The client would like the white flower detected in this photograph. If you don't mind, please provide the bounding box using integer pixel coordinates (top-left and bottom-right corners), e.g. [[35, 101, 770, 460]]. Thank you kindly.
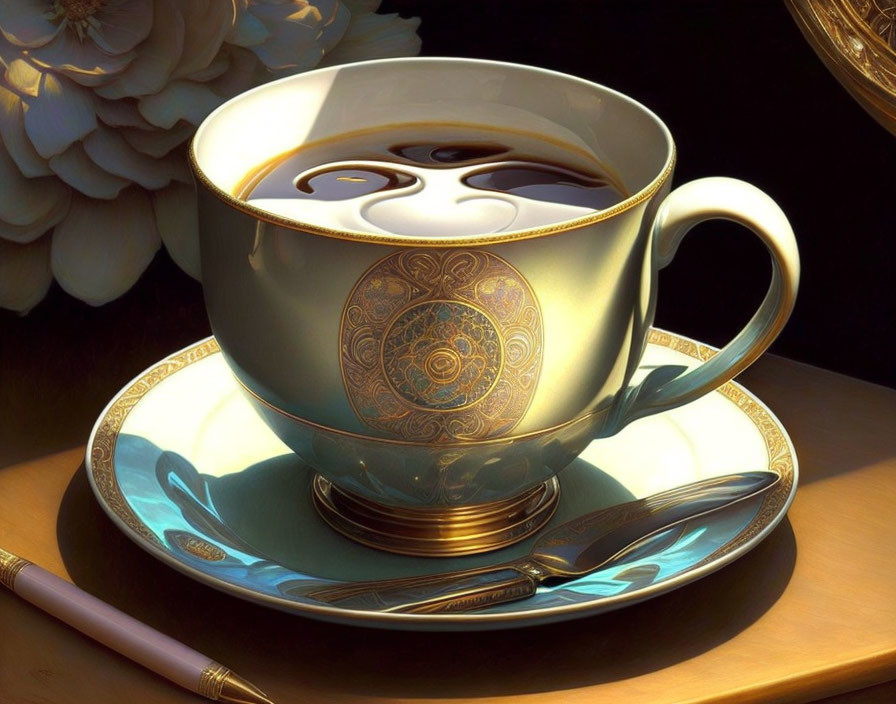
[[0, 0, 421, 312], [322, 3, 421, 65], [229, 0, 350, 72]]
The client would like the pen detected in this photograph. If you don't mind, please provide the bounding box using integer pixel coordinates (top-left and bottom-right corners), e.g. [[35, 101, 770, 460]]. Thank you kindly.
[[0, 546, 273, 704]]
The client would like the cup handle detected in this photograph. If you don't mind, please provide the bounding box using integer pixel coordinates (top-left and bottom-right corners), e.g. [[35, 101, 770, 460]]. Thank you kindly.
[[612, 177, 800, 428]]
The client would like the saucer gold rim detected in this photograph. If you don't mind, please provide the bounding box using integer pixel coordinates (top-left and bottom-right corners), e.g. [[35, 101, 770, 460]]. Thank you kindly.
[[85, 329, 797, 630]]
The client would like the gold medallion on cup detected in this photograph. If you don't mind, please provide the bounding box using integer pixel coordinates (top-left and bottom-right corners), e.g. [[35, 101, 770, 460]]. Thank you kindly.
[[324, 248, 551, 554], [340, 248, 543, 442]]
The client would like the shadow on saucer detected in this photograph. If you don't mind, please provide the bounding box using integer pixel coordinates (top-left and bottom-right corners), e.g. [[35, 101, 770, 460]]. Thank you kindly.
[[208, 452, 637, 581], [58, 460, 796, 699]]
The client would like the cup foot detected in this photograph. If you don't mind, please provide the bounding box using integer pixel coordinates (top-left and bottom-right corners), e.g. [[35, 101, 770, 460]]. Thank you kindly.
[[311, 475, 560, 557]]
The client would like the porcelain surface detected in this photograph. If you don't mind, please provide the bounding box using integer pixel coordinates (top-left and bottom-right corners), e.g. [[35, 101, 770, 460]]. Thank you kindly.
[[192, 58, 799, 510], [85, 330, 797, 631]]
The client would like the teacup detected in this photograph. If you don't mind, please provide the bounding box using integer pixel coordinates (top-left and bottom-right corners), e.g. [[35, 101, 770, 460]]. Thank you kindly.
[[190, 58, 799, 556]]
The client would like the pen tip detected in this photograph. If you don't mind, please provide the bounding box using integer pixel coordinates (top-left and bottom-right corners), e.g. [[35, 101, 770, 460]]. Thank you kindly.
[[217, 671, 275, 704]]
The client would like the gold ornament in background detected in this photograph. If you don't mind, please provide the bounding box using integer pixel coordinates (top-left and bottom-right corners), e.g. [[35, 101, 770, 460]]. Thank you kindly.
[[340, 249, 543, 443], [785, 0, 896, 135]]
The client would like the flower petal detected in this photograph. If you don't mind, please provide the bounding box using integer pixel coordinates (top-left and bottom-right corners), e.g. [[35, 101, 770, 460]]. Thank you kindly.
[[22, 72, 97, 158], [171, 0, 235, 79], [28, 31, 136, 87], [137, 79, 222, 128], [49, 142, 130, 199], [82, 125, 173, 189], [94, 0, 185, 100], [94, 98, 152, 128], [0, 211, 63, 243], [163, 150, 191, 184], [120, 120, 193, 157], [0, 1, 64, 48], [87, 0, 153, 55], [0, 234, 52, 313], [182, 50, 228, 83], [152, 181, 199, 279], [5, 58, 43, 97], [0, 192, 70, 244], [321, 11, 421, 66], [339, 0, 382, 12], [0, 83, 51, 176], [250, 17, 322, 71], [50, 188, 160, 306], [209, 46, 262, 101], [318, 0, 351, 53], [227, 8, 270, 47], [0, 139, 70, 231]]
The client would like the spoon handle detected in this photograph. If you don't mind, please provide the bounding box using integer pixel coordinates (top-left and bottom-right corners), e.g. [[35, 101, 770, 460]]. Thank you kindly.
[[305, 562, 542, 613], [306, 471, 780, 614]]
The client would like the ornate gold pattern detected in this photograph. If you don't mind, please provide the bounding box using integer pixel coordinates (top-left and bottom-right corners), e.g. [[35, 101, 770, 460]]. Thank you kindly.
[[645, 330, 795, 568], [169, 531, 227, 562], [88, 339, 221, 546], [340, 249, 543, 442], [197, 663, 230, 700], [86, 330, 796, 624], [812, 1, 896, 89], [0, 547, 31, 590], [405, 572, 538, 614], [787, 0, 896, 133], [858, 0, 896, 44]]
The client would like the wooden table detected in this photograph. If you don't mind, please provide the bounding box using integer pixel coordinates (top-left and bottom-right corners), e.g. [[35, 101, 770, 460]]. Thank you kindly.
[[2, 354, 895, 704]]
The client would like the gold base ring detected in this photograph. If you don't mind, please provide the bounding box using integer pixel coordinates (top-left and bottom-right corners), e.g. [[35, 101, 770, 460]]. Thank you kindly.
[[311, 475, 560, 557]]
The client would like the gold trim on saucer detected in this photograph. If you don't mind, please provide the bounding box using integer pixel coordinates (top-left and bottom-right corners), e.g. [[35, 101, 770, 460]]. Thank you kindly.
[[86, 330, 797, 627], [88, 339, 221, 546], [311, 475, 560, 557], [644, 330, 795, 566]]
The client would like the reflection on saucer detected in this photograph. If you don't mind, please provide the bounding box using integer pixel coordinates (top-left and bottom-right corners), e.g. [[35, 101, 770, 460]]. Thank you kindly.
[[87, 330, 797, 630]]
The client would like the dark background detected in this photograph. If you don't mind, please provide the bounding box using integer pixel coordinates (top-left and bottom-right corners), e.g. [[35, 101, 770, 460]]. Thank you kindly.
[[2, 0, 894, 464], [381, 0, 895, 387]]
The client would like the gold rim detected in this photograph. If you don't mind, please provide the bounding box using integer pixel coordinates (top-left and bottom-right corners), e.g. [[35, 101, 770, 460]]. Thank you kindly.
[[191, 57, 678, 246], [191, 145, 675, 247], [85, 330, 796, 626]]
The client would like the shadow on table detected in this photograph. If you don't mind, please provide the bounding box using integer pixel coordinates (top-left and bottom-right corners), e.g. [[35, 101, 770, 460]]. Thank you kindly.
[[58, 462, 796, 699]]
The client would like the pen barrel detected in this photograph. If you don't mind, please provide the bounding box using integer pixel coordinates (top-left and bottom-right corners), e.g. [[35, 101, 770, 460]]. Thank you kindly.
[[13, 564, 215, 694]]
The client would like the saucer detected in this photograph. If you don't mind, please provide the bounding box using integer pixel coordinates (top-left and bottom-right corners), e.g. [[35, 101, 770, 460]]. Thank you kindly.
[[85, 330, 797, 631]]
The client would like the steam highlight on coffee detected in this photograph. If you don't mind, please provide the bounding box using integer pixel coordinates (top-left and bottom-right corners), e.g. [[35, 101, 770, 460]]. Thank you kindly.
[[238, 125, 628, 237]]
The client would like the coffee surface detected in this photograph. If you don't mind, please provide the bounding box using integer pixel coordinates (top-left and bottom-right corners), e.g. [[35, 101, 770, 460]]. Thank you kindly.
[[238, 124, 627, 237]]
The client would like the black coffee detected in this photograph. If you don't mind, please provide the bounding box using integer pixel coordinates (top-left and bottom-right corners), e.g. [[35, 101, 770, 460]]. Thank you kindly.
[[238, 124, 628, 236]]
